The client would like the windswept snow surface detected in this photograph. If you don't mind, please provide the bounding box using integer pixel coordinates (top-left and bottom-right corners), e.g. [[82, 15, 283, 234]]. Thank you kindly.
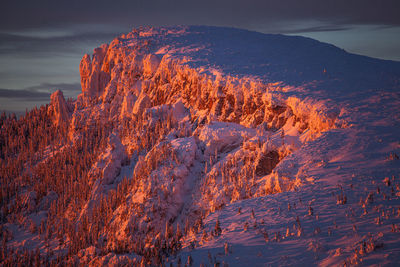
[[126, 26, 400, 93]]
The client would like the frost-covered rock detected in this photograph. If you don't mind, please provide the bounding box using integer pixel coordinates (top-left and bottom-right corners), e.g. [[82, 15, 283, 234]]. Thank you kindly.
[[89, 133, 127, 185], [170, 136, 197, 168], [195, 121, 256, 157], [255, 150, 280, 176], [79, 44, 110, 99], [48, 90, 71, 125], [143, 54, 161, 78], [101, 134, 126, 185], [120, 92, 137, 118], [132, 91, 151, 115], [79, 54, 91, 94]]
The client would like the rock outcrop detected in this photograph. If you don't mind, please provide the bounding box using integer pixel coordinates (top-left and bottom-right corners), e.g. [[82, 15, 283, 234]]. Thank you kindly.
[[79, 44, 110, 99], [73, 27, 345, 141], [48, 89, 71, 125]]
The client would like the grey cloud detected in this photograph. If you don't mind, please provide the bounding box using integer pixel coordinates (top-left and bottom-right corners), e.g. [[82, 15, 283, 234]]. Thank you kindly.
[[0, 31, 119, 55], [0, 82, 81, 100], [28, 83, 81, 98], [0, 88, 50, 100], [278, 25, 352, 34]]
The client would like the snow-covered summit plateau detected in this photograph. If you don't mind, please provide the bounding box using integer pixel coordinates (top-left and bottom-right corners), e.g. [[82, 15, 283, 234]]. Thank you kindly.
[[2, 25, 400, 266]]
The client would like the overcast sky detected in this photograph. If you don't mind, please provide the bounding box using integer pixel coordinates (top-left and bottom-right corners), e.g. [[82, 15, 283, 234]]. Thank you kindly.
[[1, 0, 400, 114]]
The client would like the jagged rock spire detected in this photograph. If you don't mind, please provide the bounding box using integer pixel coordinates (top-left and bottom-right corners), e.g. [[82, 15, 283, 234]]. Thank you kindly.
[[48, 89, 71, 125]]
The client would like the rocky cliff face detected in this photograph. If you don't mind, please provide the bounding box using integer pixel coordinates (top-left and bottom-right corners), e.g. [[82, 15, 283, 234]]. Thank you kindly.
[[59, 27, 352, 256], [74, 27, 342, 134], [47, 90, 72, 125], [79, 44, 110, 99]]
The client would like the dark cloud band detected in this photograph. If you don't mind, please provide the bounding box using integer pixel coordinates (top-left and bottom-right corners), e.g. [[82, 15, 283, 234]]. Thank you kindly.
[[0, 88, 50, 100], [0, 82, 80, 100], [1, 0, 399, 32], [0, 31, 119, 55]]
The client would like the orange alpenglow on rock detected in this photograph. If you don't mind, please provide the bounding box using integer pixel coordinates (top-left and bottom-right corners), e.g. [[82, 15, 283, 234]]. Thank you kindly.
[[48, 89, 71, 125], [79, 44, 110, 99]]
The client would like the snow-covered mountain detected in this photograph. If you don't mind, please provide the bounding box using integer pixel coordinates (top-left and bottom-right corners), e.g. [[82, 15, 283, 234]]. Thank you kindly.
[[1, 25, 400, 266]]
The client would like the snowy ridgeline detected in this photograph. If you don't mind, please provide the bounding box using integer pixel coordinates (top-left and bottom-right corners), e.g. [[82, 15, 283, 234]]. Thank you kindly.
[[3, 26, 400, 266]]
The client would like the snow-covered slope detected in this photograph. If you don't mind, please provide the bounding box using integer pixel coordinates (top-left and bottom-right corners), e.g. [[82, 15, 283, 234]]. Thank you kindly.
[[3, 25, 400, 266]]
